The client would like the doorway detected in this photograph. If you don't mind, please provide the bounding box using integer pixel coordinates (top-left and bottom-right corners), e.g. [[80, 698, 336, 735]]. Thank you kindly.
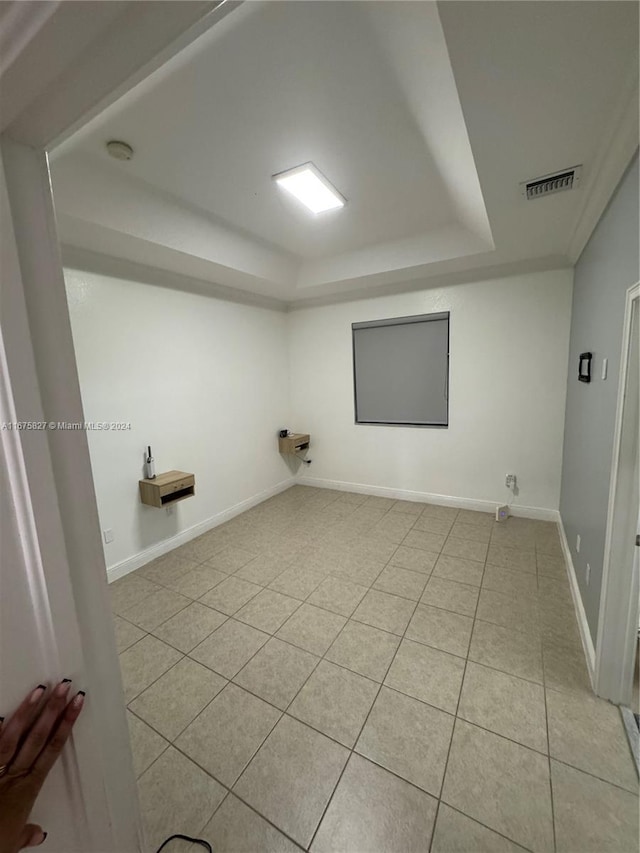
[[595, 283, 639, 765]]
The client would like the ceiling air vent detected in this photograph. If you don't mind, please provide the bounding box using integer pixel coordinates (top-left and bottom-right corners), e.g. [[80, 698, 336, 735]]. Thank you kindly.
[[521, 165, 582, 200]]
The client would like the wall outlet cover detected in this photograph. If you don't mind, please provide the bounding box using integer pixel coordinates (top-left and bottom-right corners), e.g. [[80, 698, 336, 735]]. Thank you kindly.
[[103, 529, 114, 544], [576, 534, 581, 553], [496, 505, 509, 522]]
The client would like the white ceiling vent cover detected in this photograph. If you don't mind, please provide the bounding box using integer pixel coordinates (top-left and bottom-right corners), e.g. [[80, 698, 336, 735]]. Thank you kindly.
[[521, 165, 582, 200]]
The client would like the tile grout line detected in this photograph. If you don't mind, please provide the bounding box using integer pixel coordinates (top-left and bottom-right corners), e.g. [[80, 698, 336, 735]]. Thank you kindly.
[[540, 537, 559, 853], [541, 750, 640, 796], [158, 591, 331, 800], [118, 493, 589, 851], [121, 540, 329, 706], [204, 645, 562, 767], [119, 512, 542, 682], [429, 512, 484, 853], [119, 640, 187, 705], [132, 674, 586, 853], [440, 803, 537, 853], [427, 514, 558, 852], [305, 505, 460, 852], [124, 505, 466, 793], [124, 493, 354, 851], [132, 706, 307, 852]]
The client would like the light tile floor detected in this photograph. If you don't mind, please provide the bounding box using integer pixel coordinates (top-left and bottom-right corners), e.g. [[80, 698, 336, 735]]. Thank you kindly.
[[111, 486, 639, 853]]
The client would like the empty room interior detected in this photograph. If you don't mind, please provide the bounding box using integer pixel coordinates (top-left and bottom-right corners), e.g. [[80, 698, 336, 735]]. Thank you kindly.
[[1, 1, 639, 852]]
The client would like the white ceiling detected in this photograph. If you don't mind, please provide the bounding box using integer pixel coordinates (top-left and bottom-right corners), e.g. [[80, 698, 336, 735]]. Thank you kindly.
[[49, 0, 639, 305]]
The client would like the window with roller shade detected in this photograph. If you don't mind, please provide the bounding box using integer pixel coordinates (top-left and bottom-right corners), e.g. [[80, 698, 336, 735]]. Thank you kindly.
[[352, 312, 450, 427]]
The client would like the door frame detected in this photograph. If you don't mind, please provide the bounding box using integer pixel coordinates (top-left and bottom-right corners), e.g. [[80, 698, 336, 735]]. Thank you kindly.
[[1, 136, 147, 853], [595, 281, 640, 704]]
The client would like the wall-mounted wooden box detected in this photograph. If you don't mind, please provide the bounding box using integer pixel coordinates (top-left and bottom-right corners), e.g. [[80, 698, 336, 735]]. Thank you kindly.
[[278, 433, 310, 454], [139, 470, 195, 508]]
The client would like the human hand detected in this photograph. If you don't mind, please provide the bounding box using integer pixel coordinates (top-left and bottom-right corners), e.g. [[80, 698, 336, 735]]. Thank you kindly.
[[0, 682, 85, 853]]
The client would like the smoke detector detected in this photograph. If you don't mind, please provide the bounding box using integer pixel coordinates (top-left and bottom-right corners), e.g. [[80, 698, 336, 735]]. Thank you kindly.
[[106, 140, 134, 161], [521, 165, 582, 200]]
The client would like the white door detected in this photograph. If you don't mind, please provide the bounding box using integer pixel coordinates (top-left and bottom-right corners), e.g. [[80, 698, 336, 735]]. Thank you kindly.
[[1, 138, 143, 852]]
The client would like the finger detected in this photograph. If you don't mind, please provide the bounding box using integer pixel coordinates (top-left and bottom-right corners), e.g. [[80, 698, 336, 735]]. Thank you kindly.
[[32, 692, 85, 785], [0, 685, 47, 766], [18, 824, 47, 848], [10, 681, 72, 773]]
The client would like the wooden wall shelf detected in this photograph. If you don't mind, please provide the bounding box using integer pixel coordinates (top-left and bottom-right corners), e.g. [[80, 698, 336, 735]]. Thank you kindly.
[[139, 470, 195, 508], [278, 433, 310, 454]]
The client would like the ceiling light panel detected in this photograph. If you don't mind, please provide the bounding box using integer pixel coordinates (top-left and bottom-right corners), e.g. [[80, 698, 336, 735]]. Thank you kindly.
[[273, 162, 345, 214]]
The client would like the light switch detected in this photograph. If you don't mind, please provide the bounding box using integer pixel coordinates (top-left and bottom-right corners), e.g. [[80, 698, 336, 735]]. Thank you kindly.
[[601, 357, 608, 380]]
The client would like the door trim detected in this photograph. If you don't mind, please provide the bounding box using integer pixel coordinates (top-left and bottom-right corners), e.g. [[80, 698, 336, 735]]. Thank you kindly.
[[595, 281, 640, 703]]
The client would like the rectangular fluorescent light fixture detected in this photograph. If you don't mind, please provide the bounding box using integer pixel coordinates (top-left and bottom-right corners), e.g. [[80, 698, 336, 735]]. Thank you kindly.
[[273, 162, 345, 214]]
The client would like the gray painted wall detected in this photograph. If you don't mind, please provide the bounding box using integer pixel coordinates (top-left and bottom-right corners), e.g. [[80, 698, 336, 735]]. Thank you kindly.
[[560, 152, 639, 642]]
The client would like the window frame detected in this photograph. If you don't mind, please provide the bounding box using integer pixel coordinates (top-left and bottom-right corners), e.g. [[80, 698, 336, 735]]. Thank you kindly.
[[352, 311, 450, 428]]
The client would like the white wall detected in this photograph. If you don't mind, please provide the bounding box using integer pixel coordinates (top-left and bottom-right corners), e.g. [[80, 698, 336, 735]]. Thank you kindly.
[[64, 268, 292, 573], [66, 266, 573, 579], [289, 269, 573, 515]]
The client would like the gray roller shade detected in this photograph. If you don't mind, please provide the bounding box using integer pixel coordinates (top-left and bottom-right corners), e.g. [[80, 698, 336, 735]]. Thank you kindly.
[[352, 312, 449, 426]]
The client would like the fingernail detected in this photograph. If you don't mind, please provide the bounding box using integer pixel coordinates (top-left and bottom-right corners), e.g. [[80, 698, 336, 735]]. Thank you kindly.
[[30, 685, 46, 704], [56, 680, 71, 696], [41, 832, 47, 844], [73, 691, 85, 707], [61, 678, 72, 683]]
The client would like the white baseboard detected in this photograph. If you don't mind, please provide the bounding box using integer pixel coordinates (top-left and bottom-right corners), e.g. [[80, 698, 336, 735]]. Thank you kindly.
[[557, 514, 596, 685], [107, 477, 295, 583], [296, 475, 559, 521]]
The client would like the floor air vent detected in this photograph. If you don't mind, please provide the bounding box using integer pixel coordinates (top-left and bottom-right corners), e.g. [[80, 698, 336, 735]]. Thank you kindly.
[[521, 165, 582, 200]]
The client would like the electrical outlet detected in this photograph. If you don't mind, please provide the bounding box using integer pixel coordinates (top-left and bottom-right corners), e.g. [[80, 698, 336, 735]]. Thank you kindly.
[[505, 474, 517, 488], [576, 534, 581, 553], [586, 563, 591, 585], [496, 504, 509, 522], [103, 529, 114, 544]]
